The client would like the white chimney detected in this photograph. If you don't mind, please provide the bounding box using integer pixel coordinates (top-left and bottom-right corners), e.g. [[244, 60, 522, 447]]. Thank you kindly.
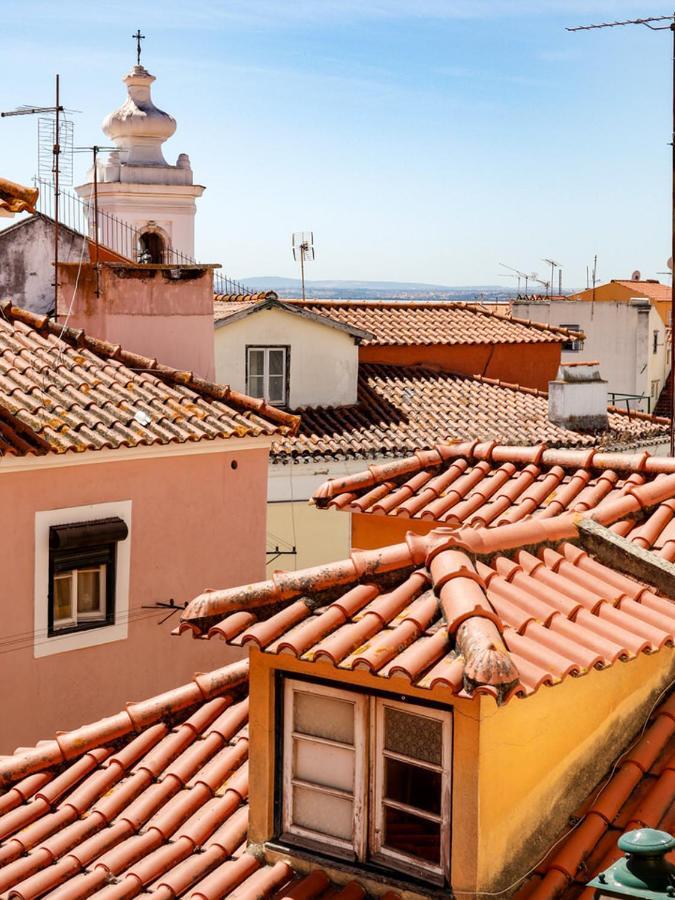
[[548, 361, 608, 431]]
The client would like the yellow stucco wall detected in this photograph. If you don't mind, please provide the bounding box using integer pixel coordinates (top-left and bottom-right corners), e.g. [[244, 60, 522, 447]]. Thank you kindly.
[[266, 500, 351, 577], [473, 648, 675, 891]]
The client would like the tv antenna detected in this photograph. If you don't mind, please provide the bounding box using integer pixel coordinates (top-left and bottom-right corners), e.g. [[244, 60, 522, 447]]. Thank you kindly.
[[498, 262, 536, 296], [292, 231, 315, 301], [1, 75, 67, 316], [542, 258, 561, 297], [73, 145, 121, 297], [567, 12, 675, 453]]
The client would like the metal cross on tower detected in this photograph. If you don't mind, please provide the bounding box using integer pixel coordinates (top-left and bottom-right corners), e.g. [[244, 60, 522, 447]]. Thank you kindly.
[[132, 29, 145, 66]]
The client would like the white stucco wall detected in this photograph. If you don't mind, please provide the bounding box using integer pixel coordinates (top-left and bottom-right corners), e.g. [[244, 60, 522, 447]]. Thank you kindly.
[[0, 216, 88, 315], [74, 182, 203, 259], [215, 306, 360, 408], [513, 299, 670, 413]]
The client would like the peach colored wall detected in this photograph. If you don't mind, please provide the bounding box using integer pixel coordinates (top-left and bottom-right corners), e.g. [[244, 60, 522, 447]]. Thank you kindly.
[[359, 342, 561, 392], [58, 263, 216, 381], [0, 446, 267, 751]]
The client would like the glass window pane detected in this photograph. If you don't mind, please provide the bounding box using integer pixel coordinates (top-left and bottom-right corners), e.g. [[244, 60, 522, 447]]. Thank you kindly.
[[384, 706, 442, 765], [248, 349, 264, 377], [295, 738, 354, 792], [293, 785, 353, 841], [247, 374, 265, 399], [385, 757, 441, 815], [269, 350, 285, 376], [53, 574, 72, 624], [294, 691, 354, 744], [267, 375, 285, 404], [384, 805, 441, 864], [77, 567, 103, 615]]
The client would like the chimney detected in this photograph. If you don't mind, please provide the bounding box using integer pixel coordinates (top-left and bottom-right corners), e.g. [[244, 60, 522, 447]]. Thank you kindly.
[[56, 262, 216, 380], [548, 361, 608, 431]]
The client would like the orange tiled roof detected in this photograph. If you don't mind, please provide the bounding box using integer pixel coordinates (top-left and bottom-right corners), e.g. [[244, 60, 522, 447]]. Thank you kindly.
[[179, 471, 675, 703], [0, 302, 299, 456], [271, 365, 669, 462], [213, 297, 582, 346], [0, 177, 38, 216], [0, 661, 400, 900], [518, 691, 675, 900], [312, 443, 675, 525], [611, 280, 672, 303]]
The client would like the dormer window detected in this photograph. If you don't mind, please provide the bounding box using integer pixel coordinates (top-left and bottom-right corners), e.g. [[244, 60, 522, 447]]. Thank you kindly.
[[247, 346, 289, 406], [281, 679, 451, 884]]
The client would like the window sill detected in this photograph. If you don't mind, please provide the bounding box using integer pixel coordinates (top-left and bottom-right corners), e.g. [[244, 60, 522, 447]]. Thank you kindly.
[[264, 840, 450, 898]]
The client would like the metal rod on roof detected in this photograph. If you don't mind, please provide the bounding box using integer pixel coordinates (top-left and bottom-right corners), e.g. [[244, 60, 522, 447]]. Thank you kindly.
[[567, 11, 675, 453], [54, 74, 60, 318]]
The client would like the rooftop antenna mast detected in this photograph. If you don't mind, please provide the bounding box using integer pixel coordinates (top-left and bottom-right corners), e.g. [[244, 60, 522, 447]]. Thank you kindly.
[[542, 258, 561, 298], [498, 262, 534, 296], [292, 231, 315, 301], [73, 144, 120, 297], [567, 12, 675, 454], [1, 75, 68, 316]]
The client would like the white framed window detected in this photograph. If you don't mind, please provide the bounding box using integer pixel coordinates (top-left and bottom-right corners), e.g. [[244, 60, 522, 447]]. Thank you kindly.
[[246, 346, 289, 406], [281, 679, 452, 883], [34, 501, 132, 658]]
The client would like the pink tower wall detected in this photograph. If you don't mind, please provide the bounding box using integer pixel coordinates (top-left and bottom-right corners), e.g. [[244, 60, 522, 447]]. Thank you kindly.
[[57, 263, 216, 381], [0, 445, 268, 751]]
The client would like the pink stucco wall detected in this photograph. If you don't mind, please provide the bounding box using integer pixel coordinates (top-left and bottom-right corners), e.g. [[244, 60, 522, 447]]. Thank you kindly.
[[0, 445, 268, 751], [58, 263, 216, 381]]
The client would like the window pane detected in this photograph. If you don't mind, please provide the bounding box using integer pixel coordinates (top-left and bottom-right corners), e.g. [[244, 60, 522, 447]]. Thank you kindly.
[[247, 374, 265, 399], [384, 805, 441, 864], [267, 375, 285, 404], [293, 785, 353, 841], [294, 691, 354, 744], [53, 574, 72, 624], [384, 706, 442, 765], [248, 350, 264, 377], [385, 757, 441, 815], [268, 349, 285, 376], [77, 567, 103, 615], [295, 738, 354, 792]]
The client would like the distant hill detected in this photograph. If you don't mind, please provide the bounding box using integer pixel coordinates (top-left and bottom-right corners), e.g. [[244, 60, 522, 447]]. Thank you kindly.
[[242, 276, 516, 301]]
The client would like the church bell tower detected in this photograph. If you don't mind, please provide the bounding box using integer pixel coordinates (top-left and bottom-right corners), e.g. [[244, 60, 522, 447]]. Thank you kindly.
[[75, 34, 204, 260]]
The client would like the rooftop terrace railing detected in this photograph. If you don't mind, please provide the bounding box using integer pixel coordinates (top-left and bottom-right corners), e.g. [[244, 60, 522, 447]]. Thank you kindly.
[[34, 178, 252, 296]]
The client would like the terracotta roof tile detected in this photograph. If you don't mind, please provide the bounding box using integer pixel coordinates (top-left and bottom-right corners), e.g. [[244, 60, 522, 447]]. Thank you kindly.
[[273, 366, 668, 463], [214, 297, 582, 346], [312, 443, 675, 526], [0, 303, 299, 457], [0, 663, 401, 900], [179, 473, 675, 702], [611, 280, 672, 303]]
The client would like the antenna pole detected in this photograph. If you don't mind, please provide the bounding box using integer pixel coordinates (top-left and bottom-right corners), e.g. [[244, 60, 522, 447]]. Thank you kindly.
[[93, 145, 101, 297], [300, 245, 306, 301], [558, 268, 562, 295], [54, 73, 60, 318], [671, 13, 675, 453]]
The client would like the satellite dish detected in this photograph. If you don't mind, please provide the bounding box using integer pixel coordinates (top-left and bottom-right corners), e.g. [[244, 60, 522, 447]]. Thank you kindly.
[[668, 258, 673, 271], [631, 270, 641, 281]]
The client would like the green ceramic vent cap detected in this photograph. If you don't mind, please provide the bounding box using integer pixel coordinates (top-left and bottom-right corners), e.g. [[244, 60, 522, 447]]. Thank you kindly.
[[587, 829, 675, 899], [618, 830, 675, 856]]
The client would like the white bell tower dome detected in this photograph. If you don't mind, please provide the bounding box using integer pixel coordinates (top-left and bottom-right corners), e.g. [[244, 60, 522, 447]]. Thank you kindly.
[[75, 49, 204, 260]]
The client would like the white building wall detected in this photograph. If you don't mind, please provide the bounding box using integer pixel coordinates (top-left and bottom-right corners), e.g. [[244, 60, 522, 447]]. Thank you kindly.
[[513, 299, 669, 413], [214, 307, 360, 408]]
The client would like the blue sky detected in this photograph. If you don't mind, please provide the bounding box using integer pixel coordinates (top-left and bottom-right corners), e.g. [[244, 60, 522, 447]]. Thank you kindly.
[[1, 0, 673, 288]]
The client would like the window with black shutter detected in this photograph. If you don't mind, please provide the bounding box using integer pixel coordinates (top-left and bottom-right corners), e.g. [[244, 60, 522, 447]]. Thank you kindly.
[[48, 517, 128, 636]]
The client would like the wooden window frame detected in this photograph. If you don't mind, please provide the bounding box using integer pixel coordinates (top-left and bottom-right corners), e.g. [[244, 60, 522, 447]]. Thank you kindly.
[[370, 696, 452, 883], [245, 345, 290, 407], [282, 679, 368, 859], [280, 678, 452, 884]]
